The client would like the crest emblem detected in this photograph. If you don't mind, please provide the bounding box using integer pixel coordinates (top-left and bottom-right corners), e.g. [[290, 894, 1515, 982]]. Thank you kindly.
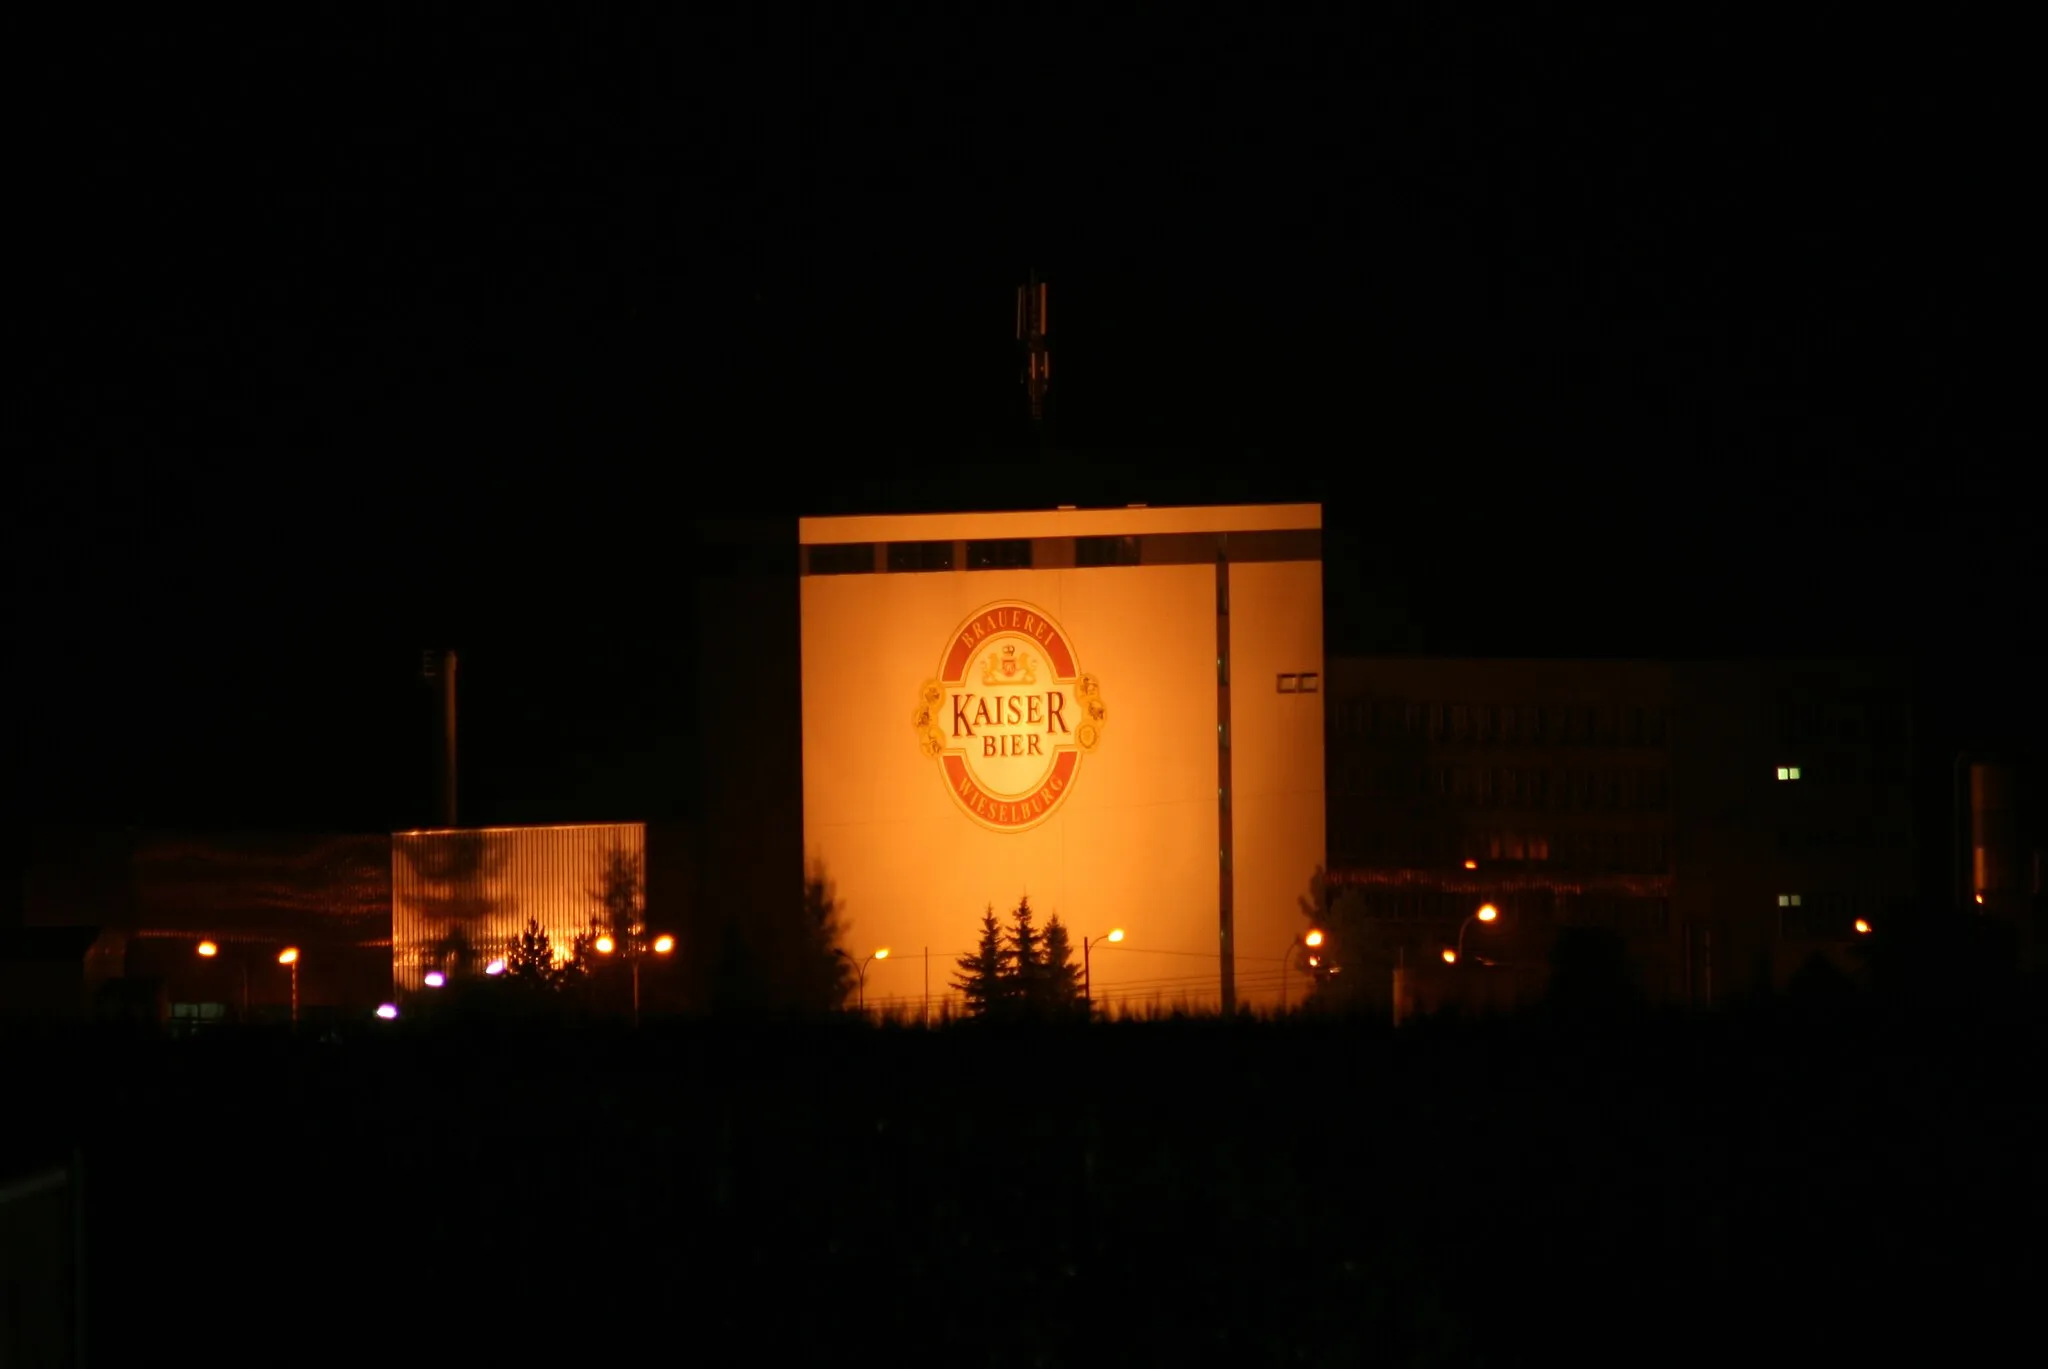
[[912, 601, 1107, 832]]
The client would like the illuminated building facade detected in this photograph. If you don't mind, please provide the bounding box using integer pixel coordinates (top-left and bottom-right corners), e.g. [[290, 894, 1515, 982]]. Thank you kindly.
[[799, 504, 1324, 1016], [1321, 656, 1916, 1010], [1673, 659, 1916, 998], [391, 822, 648, 1002], [20, 828, 392, 1026]]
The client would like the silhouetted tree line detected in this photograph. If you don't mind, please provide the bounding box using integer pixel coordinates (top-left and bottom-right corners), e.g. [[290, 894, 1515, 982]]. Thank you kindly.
[[950, 895, 1085, 1020], [422, 852, 856, 1024]]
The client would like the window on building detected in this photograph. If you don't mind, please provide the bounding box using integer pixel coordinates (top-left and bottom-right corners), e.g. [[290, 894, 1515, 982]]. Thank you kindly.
[[967, 538, 1033, 569], [1776, 766, 1802, 781], [1474, 706, 1495, 744], [1452, 705, 1471, 741], [1075, 535, 1141, 567], [1277, 673, 1299, 692], [1299, 672, 1319, 693], [169, 1002, 227, 1037], [1527, 835, 1550, 861], [1778, 893, 1803, 907], [887, 540, 954, 572], [808, 542, 876, 575]]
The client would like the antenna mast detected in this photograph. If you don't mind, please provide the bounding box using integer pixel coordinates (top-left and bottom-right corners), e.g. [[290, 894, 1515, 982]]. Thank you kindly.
[[1017, 271, 1049, 422]]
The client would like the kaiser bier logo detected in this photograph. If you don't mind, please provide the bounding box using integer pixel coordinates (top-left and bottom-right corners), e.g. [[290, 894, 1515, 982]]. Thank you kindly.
[[913, 601, 1106, 832]]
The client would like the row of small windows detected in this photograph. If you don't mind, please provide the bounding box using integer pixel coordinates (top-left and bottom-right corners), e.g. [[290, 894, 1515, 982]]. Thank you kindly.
[[1277, 673, 1321, 693], [1775, 825, 1905, 856], [1076, 535, 1141, 567], [1559, 896, 1672, 936], [1775, 695, 1908, 749], [1330, 700, 1670, 748], [889, 541, 954, 572], [1334, 765, 1670, 812], [1333, 827, 1668, 873], [809, 539, 1036, 575], [1342, 890, 1668, 935], [1778, 891, 1885, 939]]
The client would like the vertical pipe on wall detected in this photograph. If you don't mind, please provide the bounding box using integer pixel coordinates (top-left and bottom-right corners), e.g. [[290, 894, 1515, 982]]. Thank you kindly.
[[441, 650, 458, 829], [1216, 545, 1236, 1016]]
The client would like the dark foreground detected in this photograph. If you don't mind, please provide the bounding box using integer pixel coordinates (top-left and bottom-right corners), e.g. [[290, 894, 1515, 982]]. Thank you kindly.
[[9, 996, 2044, 1367]]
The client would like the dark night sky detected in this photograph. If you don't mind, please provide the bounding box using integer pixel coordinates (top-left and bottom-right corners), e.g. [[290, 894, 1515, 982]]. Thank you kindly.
[[18, 11, 2037, 840]]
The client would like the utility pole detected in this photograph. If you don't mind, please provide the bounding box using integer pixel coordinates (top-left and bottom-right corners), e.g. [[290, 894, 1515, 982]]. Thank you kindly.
[[1017, 271, 1050, 423]]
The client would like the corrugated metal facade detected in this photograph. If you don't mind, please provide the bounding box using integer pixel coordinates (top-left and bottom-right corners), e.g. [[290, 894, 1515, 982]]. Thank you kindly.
[[392, 823, 646, 998], [128, 831, 393, 946]]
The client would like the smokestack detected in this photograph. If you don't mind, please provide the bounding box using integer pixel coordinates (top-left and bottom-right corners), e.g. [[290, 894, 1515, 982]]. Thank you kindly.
[[421, 649, 457, 828]]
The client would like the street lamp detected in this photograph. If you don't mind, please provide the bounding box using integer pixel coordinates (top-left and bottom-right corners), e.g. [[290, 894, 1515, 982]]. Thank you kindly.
[[597, 933, 674, 1024], [1279, 928, 1326, 1014], [1854, 918, 1872, 935], [837, 947, 889, 1013], [423, 971, 447, 988], [1443, 904, 1499, 965], [196, 939, 254, 1018], [484, 958, 507, 976], [1082, 929, 1125, 1016], [277, 947, 301, 1024]]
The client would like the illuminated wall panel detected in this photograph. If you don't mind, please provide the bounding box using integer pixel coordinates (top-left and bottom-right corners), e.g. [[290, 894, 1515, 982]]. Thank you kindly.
[[800, 506, 1323, 1017], [391, 823, 646, 999], [123, 831, 393, 947], [1222, 559, 1328, 1009]]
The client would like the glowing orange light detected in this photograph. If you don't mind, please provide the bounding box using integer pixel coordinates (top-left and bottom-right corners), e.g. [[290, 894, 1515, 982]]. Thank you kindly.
[[1107, 929, 1125, 943], [652, 935, 675, 954], [1304, 930, 1324, 948], [277, 947, 300, 966], [1442, 949, 1458, 964], [1975, 893, 1985, 905], [1854, 919, 1872, 935], [1307, 955, 1320, 968], [1477, 904, 1499, 923], [196, 940, 219, 958], [594, 936, 616, 955], [873, 948, 890, 961], [1463, 859, 1478, 870]]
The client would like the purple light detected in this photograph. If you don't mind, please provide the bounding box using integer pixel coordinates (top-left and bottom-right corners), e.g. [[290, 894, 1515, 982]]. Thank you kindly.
[[484, 959, 507, 976], [375, 1003, 399, 1020], [423, 971, 447, 988]]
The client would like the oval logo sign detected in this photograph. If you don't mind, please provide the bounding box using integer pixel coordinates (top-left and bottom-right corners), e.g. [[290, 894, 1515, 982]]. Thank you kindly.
[[913, 601, 1107, 832]]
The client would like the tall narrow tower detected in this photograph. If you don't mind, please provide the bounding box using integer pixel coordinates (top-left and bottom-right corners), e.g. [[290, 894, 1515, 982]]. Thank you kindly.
[[1017, 271, 1049, 422], [420, 648, 457, 828]]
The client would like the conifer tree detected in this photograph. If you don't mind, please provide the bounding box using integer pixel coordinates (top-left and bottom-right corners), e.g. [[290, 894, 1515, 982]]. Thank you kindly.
[[952, 906, 1008, 1016], [589, 848, 646, 951], [1005, 895, 1044, 1013], [505, 918, 560, 990], [1040, 913, 1083, 1017]]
